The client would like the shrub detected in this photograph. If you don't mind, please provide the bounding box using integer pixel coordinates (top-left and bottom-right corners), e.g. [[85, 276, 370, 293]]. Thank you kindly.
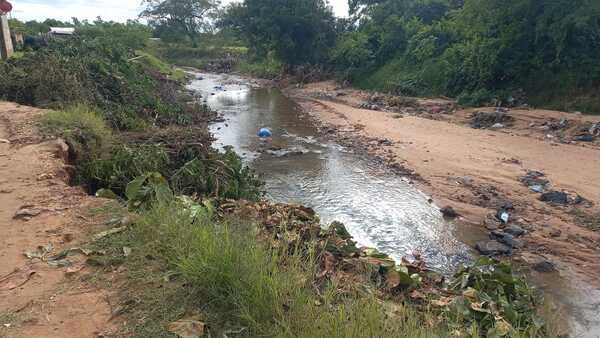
[[40, 104, 113, 166]]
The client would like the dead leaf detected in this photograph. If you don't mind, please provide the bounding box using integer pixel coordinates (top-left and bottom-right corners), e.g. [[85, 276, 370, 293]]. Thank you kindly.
[[167, 315, 205, 338], [93, 226, 126, 241], [430, 296, 453, 307]]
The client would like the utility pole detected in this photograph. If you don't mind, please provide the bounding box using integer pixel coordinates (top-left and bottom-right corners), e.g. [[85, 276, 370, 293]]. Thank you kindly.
[[0, 0, 13, 60], [0, 14, 13, 59]]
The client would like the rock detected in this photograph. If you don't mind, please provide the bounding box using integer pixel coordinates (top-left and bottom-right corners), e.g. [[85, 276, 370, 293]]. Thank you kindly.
[[540, 191, 569, 205], [532, 259, 557, 273], [14, 206, 42, 219], [475, 240, 511, 255], [504, 225, 526, 237], [440, 206, 459, 218], [490, 231, 523, 248]]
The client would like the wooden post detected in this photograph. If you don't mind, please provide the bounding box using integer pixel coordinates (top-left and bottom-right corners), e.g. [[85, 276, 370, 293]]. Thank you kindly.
[[0, 14, 13, 60]]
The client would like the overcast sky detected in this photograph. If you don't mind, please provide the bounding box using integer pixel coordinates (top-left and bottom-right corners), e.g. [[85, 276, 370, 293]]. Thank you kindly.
[[8, 0, 349, 23]]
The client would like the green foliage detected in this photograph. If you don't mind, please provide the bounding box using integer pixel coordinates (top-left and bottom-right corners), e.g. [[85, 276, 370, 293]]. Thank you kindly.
[[40, 105, 113, 175], [235, 54, 283, 79], [332, 0, 600, 113], [447, 258, 549, 337], [141, 0, 220, 45], [0, 20, 192, 129], [222, 0, 336, 66]]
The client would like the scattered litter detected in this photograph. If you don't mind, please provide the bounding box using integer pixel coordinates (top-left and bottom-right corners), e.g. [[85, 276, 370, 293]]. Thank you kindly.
[[257, 127, 272, 138], [491, 123, 505, 129], [470, 111, 514, 129], [123, 247, 132, 257], [0, 138, 10, 144], [496, 209, 510, 224], [574, 134, 595, 142], [540, 191, 569, 205], [519, 170, 549, 192], [167, 315, 205, 338]]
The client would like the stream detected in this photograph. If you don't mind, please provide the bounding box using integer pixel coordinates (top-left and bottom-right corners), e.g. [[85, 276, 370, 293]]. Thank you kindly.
[[187, 71, 600, 338]]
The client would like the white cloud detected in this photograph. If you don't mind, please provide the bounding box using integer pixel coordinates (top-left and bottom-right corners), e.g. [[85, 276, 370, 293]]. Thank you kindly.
[[9, 0, 349, 23]]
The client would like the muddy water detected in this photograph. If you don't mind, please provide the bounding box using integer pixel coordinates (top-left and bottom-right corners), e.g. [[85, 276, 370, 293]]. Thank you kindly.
[[186, 71, 599, 337], [187, 72, 477, 273]]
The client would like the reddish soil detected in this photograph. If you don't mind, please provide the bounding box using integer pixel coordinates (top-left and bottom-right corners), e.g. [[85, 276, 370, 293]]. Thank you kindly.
[[0, 102, 113, 338], [288, 81, 600, 286]]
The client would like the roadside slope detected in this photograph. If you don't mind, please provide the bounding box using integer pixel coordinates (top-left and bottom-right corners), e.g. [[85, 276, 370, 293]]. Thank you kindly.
[[0, 102, 112, 338]]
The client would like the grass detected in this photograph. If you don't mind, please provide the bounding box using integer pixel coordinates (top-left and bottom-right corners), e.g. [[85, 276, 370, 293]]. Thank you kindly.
[[134, 51, 187, 82], [40, 104, 114, 158], [89, 199, 445, 337], [235, 57, 284, 79]]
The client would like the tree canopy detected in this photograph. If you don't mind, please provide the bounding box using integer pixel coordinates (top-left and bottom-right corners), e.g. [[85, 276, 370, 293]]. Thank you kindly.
[[141, 0, 220, 44], [221, 0, 336, 66]]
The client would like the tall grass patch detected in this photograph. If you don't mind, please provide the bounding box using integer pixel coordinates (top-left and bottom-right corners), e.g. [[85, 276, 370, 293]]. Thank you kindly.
[[94, 198, 444, 337]]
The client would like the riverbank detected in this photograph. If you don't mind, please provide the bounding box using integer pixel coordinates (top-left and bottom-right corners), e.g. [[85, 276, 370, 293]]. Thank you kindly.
[[287, 81, 600, 287]]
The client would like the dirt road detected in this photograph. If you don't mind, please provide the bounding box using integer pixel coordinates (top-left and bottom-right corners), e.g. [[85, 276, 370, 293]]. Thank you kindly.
[[289, 83, 600, 285], [0, 102, 111, 337]]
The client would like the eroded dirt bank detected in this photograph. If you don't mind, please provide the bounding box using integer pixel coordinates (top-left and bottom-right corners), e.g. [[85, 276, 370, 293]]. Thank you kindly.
[[0, 102, 113, 337], [287, 82, 600, 286]]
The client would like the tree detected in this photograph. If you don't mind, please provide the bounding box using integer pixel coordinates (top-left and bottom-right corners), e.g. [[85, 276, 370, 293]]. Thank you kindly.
[[221, 0, 336, 66], [140, 0, 220, 45]]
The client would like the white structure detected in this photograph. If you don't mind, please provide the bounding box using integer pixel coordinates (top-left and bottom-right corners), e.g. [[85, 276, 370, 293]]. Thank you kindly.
[[49, 27, 75, 36]]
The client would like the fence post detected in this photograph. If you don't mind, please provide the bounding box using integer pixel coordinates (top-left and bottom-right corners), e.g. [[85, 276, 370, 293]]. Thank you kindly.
[[0, 14, 14, 60]]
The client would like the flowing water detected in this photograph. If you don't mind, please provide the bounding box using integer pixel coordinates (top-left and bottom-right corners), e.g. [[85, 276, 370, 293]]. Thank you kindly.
[[187, 71, 600, 337]]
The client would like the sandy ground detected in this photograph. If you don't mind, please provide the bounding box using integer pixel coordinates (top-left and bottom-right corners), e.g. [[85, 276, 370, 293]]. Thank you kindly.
[[0, 102, 113, 338], [288, 82, 600, 285]]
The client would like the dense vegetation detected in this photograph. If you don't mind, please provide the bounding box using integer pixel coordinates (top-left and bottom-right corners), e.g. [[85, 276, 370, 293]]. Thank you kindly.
[[213, 0, 600, 112]]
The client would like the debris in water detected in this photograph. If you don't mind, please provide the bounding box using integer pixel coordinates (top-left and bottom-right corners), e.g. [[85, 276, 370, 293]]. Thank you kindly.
[[440, 206, 459, 218], [258, 127, 273, 138]]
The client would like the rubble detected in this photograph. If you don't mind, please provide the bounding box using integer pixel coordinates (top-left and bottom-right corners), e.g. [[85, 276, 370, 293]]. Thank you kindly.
[[475, 240, 512, 255]]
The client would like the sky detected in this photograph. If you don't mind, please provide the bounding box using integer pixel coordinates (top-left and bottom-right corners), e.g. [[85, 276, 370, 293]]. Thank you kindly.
[[8, 0, 349, 23]]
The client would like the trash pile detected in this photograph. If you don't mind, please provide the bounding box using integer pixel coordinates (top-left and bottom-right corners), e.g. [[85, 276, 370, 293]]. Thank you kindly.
[[519, 170, 589, 205], [470, 110, 514, 129], [530, 118, 599, 143]]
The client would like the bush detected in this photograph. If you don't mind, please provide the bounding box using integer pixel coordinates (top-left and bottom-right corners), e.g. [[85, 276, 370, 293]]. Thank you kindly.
[[0, 22, 196, 130], [457, 89, 495, 107], [40, 104, 113, 167]]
